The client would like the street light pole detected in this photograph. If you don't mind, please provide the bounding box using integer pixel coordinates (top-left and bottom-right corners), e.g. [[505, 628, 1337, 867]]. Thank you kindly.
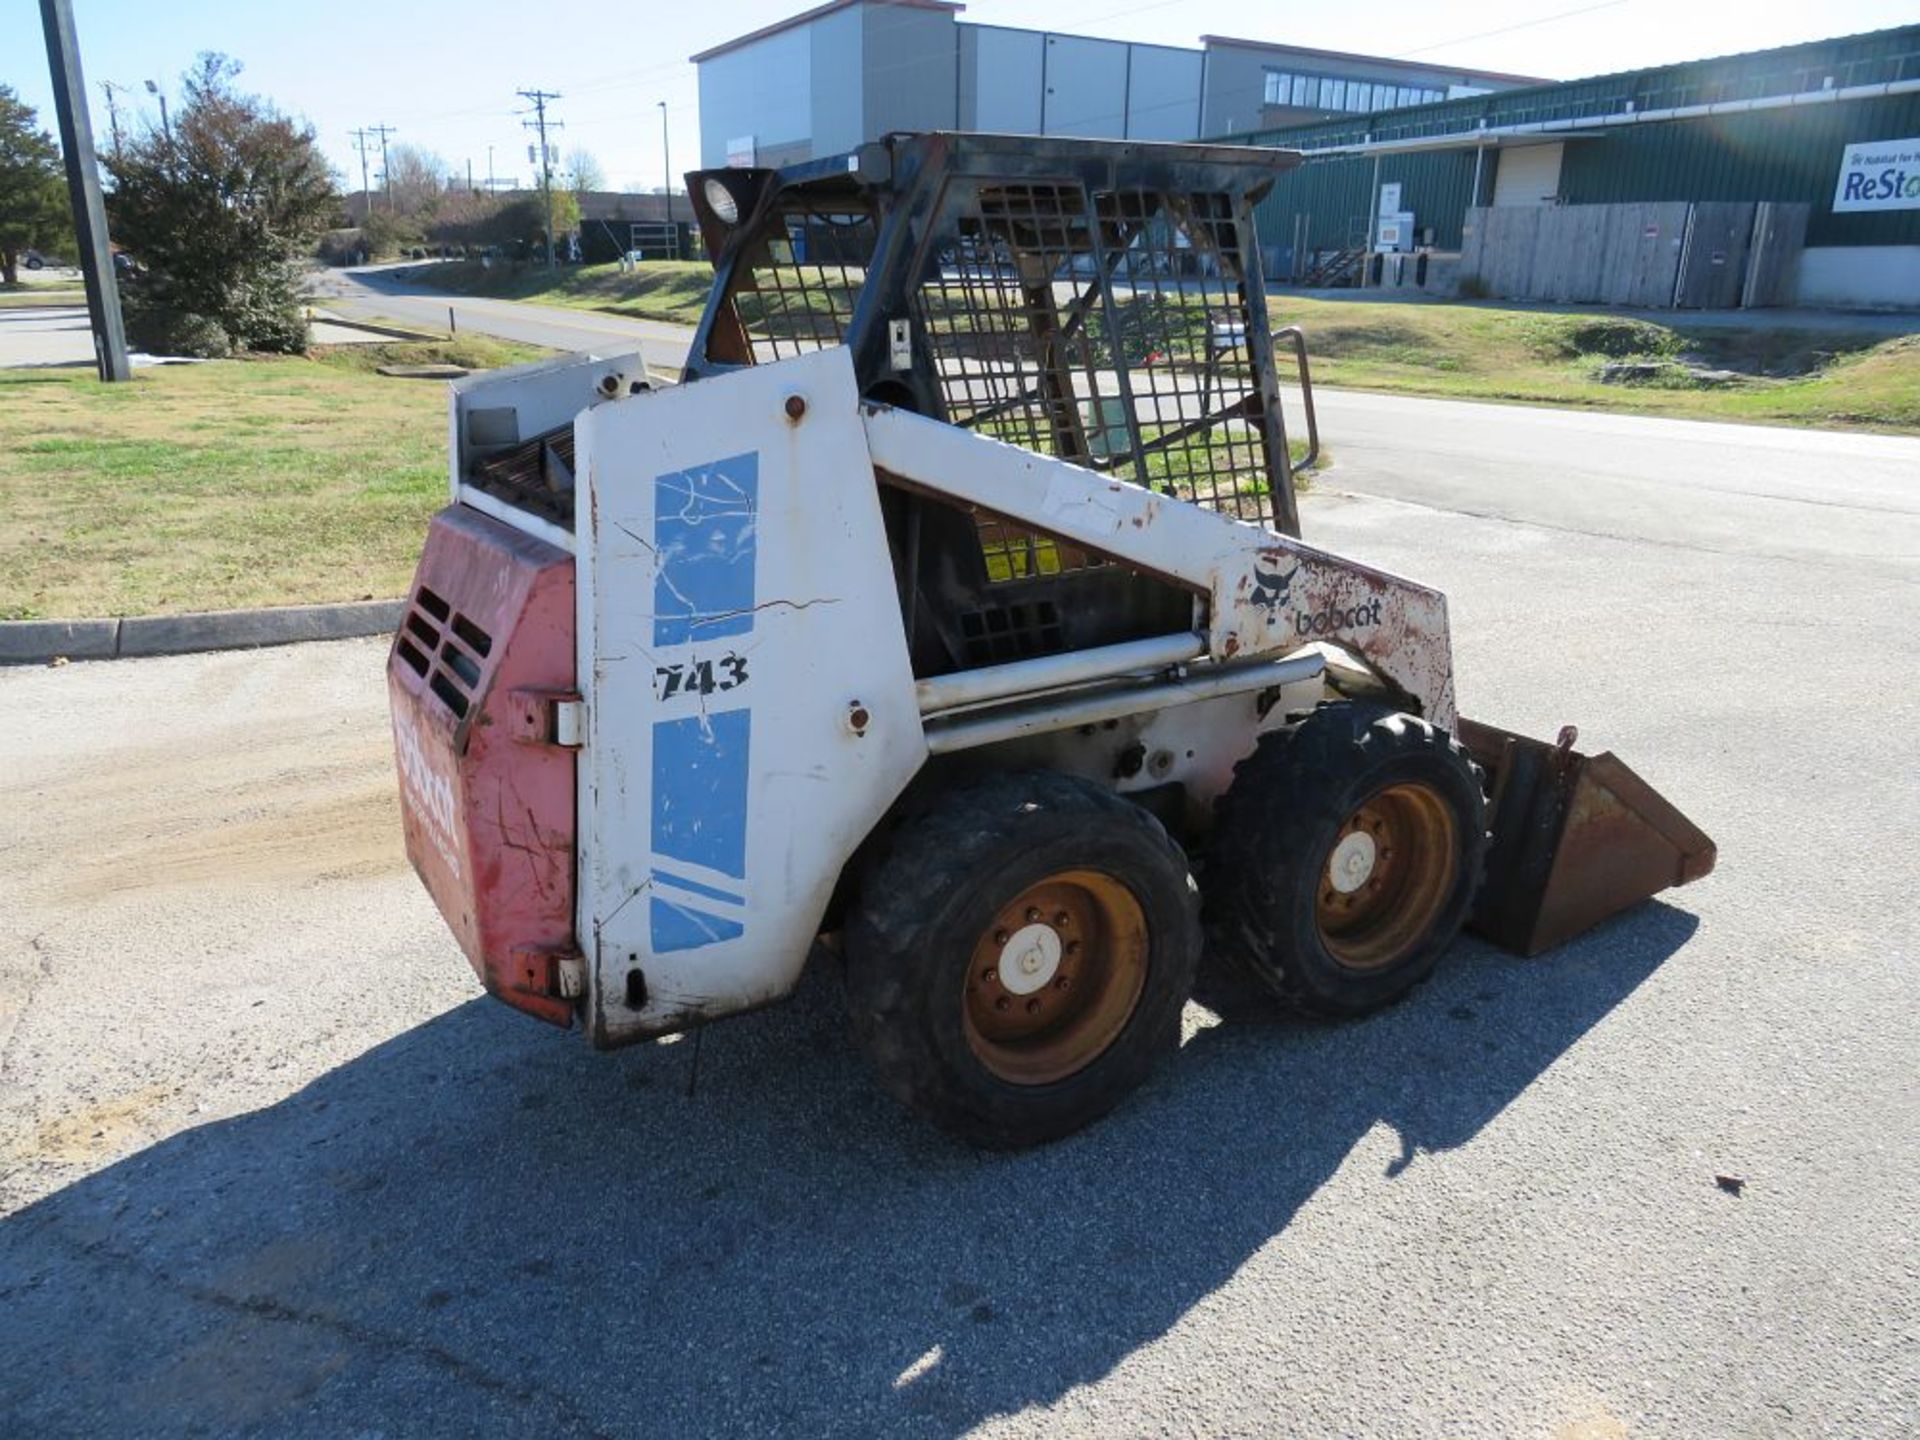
[[143, 78, 170, 143], [658, 100, 674, 261]]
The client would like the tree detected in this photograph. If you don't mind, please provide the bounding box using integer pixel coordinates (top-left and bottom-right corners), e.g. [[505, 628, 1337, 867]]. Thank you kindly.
[[383, 143, 446, 218], [565, 147, 605, 193], [0, 87, 72, 287], [105, 54, 337, 355]]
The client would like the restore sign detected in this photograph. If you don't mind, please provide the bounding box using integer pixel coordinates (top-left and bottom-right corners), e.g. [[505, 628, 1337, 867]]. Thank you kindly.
[[1832, 136, 1920, 213]]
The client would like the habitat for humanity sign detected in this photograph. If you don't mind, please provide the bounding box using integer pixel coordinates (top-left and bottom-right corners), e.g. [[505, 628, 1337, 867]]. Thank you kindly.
[[1832, 136, 1920, 213]]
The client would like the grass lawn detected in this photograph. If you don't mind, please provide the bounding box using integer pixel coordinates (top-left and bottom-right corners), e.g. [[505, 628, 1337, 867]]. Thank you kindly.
[[0, 334, 544, 621], [417, 258, 714, 326], [1273, 297, 1920, 432], [413, 260, 1919, 433], [0, 287, 88, 309]]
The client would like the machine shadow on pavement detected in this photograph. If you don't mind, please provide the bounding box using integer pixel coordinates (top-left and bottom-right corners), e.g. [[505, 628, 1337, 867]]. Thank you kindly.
[[0, 906, 1698, 1437]]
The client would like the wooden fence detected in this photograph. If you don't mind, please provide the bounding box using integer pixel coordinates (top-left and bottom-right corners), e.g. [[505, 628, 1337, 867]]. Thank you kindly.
[[1457, 201, 1808, 308]]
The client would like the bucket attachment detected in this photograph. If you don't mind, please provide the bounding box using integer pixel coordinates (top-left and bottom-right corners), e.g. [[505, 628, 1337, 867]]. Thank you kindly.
[[1457, 719, 1716, 957]]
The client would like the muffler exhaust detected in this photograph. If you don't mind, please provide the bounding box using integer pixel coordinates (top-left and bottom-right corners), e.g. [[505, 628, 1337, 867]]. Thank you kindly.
[[1458, 719, 1716, 957]]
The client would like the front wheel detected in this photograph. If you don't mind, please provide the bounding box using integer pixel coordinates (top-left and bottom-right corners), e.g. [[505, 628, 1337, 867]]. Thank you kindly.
[[845, 772, 1200, 1148], [1207, 703, 1488, 1016]]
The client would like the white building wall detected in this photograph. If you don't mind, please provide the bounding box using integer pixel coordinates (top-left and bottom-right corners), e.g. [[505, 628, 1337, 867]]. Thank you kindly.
[[1792, 245, 1920, 309], [697, 27, 814, 168], [963, 26, 1044, 132], [1042, 34, 1131, 137], [810, 7, 866, 158], [1126, 45, 1202, 140]]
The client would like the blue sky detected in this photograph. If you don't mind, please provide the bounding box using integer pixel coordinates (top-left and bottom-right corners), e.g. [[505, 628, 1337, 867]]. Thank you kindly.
[[7, 0, 1917, 195]]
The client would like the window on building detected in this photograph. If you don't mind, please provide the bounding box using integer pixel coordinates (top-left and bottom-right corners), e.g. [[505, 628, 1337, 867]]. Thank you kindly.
[[1262, 66, 1454, 114]]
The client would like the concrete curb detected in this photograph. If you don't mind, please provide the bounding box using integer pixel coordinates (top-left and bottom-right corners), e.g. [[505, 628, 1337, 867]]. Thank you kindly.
[[1, 599, 404, 666], [309, 314, 442, 342]]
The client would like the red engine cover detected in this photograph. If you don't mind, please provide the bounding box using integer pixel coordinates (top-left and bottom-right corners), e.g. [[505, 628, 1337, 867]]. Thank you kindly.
[[387, 505, 577, 1026]]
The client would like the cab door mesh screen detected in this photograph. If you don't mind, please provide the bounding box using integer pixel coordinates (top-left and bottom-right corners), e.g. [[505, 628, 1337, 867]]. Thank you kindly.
[[914, 182, 1282, 531], [728, 206, 878, 362]]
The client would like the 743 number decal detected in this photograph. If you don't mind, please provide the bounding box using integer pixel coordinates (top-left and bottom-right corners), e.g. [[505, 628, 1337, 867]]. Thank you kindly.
[[654, 652, 748, 700]]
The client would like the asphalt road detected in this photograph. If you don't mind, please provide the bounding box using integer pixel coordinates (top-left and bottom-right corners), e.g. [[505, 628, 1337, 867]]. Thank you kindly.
[[314, 262, 698, 371], [4, 371, 1917, 1434], [0, 303, 97, 368]]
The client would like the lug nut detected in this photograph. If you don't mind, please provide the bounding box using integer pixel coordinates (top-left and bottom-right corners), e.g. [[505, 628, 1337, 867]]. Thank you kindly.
[[1053, 911, 1070, 926], [1026, 998, 1042, 1015], [994, 996, 1010, 1012], [1053, 976, 1070, 991], [983, 968, 997, 983], [1026, 907, 1042, 922], [993, 930, 1008, 945], [1064, 941, 1081, 956]]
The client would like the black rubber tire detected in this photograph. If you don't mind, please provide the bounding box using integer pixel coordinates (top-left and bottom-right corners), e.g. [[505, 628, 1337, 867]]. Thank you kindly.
[[845, 771, 1201, 1149], [1207, 702, 1488, 1017]]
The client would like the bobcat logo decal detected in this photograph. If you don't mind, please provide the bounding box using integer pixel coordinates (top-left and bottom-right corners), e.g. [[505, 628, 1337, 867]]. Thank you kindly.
[[1248, 561, 1298, 615]]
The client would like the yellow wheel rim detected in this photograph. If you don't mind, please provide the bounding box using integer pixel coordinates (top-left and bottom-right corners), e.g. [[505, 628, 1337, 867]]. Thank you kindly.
[[1314, 782, 1459, 971], [962, 869, 1149, 1085]]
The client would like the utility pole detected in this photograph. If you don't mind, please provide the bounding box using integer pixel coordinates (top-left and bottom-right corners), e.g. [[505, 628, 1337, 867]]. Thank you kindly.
[[38, 0, 129, 381], [143, 78, 170, 144], [350, 127, 373, 215], [98, 79, 125, 155], [518, 88, 562, 269], [487, 145, 495, 193], [658, 100, 674, 261], [368, 123, 396, 211]]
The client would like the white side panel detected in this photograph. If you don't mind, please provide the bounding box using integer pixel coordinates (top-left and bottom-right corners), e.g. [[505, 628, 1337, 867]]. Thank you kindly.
[[863, 405, 1456, 728], [576, 348, 925, 1044], [448, 347, 647, 515]]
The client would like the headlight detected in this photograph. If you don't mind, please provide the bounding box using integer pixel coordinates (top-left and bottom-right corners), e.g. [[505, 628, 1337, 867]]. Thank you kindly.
[[702, 177, 740, 225]]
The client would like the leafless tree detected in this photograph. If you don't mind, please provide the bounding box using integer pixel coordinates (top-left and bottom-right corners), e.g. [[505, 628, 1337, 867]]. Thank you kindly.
[[566, 147, 606, 193]]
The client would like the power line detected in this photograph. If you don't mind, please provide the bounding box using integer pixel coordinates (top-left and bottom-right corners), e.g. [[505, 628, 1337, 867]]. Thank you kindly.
[[1394, 0, 1627, 61], [518, 88, 563, 270]]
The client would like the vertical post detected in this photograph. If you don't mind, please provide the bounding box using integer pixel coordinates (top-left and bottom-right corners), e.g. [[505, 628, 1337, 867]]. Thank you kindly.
[[519, 90, 561, 270], [351, 128, 371, 217], [658, 100, 673, 261], [97, 79, 121, 155], [370, 124, 396, 211], [39, 0, 129, 381], [1363, 152, 1382, 290]]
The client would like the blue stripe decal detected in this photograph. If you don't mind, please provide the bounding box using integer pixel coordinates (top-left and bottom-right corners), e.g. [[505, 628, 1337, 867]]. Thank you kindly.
[[650, 898, 745, 953], [652, 452, 758, 647], [650, 867, 745, 908], [650, 708, 751, 882]]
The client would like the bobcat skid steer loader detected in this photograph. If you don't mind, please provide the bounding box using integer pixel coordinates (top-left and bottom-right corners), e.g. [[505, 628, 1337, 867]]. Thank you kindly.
[[387, 134, 1715, 1147]]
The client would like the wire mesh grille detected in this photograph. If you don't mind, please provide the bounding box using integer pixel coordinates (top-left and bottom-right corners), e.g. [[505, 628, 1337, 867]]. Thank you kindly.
[[914, 182, 1280, 542], [729, 205, 877, 362]]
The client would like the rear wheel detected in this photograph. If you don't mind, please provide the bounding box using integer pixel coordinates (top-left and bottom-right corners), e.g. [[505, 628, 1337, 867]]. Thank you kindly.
[[1208, 702, 1487, 1016], [846, 772, 1200, 1148]]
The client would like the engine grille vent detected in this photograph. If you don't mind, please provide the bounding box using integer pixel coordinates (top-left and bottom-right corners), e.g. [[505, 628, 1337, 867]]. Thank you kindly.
[[958, 600, 1064, 666], [395, 585, 494, 720]]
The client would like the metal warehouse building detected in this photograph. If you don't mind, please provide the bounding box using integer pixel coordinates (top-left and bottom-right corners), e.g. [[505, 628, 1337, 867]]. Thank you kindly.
[[692, 1, 1539, 168], [1227, 26, 1920, 310]]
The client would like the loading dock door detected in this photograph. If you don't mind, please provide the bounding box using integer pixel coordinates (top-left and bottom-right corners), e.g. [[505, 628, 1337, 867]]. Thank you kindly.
[[1493, 142, 1564, 207]]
